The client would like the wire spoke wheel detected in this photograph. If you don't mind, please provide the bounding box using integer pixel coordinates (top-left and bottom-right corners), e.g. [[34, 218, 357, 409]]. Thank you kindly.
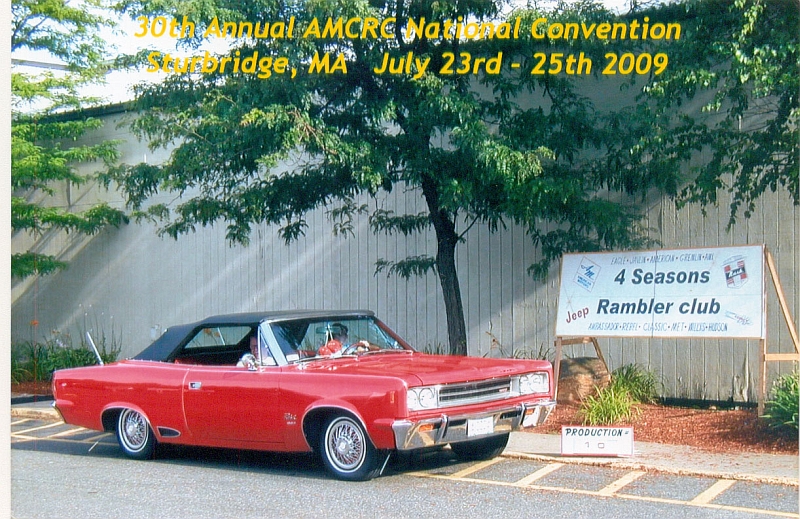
[[320, 415, 379, 481], [116, 408, 155, 459], [326, 417, 365, 471]]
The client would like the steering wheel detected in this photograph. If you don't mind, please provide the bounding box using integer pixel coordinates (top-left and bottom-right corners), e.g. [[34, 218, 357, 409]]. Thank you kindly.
[[240, 353, 258, 370], [342, 340, 372, 355]]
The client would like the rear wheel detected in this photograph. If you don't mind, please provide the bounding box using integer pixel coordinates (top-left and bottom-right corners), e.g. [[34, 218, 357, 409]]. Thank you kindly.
[[450, 433, 509, 461], [319, 415, 380, 481], [116, 408, 156, 460]]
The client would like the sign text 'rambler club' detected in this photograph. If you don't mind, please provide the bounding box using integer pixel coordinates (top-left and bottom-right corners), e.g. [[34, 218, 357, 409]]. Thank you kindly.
[[556, 245, 765, 339]]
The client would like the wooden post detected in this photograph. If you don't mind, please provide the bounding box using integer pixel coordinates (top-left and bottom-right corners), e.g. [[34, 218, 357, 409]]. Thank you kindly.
[[554, 336, 563, 400], [590, 337, 607, 368], [759, 337, 767, 416], [757, 246, 799, 415], [765, 248, 800, 351]]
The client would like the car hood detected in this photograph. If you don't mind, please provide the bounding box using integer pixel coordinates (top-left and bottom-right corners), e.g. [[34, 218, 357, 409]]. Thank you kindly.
[[294, 352, 550, 386]]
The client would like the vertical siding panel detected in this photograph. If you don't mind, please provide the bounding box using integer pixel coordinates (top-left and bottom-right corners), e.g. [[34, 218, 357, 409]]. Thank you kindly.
[[510, 226, 533, 356], [388, 188, 402, 328], [499, 225, 513, 356], [498, 229, 510, 354], [341, 209, 352, 310], [270, 224, 279, 309], [748, 191, 769, 399], [368, 202, 376, 313], [763, 191, 783, 383], [537, 221, 552, 361], [488, 229, 497, 354], [418, 194, 434, 348], [770, 189, 796, 380], [464, 221, 479, 354], [478, 225, 492, 356], [780, 190, 800, 374], [428, 226, 443, 350], [702, 195, 721, 400], [399, 188, 410, 337], [381, 191, 392, 324], [377, 191, 390, 323]]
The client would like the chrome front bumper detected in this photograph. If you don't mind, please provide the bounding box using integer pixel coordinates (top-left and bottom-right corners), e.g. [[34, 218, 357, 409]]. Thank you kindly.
[[392, 400, 556, 451]]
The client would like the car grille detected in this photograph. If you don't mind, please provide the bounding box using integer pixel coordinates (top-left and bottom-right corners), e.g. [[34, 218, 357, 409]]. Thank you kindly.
[[438, 378, 513, 407]]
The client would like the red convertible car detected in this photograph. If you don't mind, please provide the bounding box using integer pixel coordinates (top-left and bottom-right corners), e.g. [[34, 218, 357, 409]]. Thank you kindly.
[[52, 311, 555, 480]]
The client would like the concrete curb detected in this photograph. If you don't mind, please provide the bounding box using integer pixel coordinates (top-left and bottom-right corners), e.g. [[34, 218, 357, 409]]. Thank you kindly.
[[11, 394, 53, 405], [11, 406, 61, 422]]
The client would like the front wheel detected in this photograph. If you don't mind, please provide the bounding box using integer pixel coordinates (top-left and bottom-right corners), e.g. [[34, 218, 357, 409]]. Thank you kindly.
[[116, 408, 156, 460], [319, 415, 380, 481], [450, 433, 509, 461]]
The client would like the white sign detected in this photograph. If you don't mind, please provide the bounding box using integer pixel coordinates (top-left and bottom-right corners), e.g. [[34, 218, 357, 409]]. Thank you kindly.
[[561, 426, 634, 457], [555, 245, 765, 339]]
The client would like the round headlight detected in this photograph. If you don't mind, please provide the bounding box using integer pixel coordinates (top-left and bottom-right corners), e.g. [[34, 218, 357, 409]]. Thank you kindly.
[[407, 389, 419, 410], [530, 373, 548, 394], [418, 387, 436, 408], [519, 374, 533, 394]]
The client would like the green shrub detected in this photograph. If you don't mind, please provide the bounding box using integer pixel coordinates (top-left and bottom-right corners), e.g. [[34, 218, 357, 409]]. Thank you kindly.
[[11, 343, 33, 384], [11, 341, 51, 383], [763, 371, 799, 431], [611, 364, 662, 404], [578, 385, 641, 426], [10, 331, 121, 383]]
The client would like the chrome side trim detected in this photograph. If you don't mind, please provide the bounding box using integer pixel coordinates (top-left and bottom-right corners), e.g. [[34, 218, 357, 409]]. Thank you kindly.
[[157, 426, 181, 438], [51, 401, 65, 422]]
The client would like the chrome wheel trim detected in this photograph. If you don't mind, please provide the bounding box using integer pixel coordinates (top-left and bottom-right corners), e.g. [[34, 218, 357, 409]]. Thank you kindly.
[[325, 417, 366, 473], [119, 409, 149, 453]]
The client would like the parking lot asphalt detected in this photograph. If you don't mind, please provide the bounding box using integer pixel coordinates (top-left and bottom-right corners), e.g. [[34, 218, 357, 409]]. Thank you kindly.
[[12, 397, 798, 486]]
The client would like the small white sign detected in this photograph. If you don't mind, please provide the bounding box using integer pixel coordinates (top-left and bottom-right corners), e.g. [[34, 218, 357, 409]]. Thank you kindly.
[[560, 426, 634, 457]]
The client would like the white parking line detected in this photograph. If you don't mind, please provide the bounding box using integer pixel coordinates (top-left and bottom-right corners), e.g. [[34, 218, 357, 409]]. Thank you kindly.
[[597, 470, 647, 496], [450, 458, 504, 479], [691, 479, 737, 504], [514, 462, 564, 486], [14, 421, 65, 435], [84, 433, 113, 442], [50, 427, 87, 438], [11, 435, 39, 442], [412, 461, 799, 518]]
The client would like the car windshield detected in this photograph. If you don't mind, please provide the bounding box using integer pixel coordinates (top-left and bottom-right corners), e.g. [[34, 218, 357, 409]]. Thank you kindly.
[[268, 316, 410, 363]]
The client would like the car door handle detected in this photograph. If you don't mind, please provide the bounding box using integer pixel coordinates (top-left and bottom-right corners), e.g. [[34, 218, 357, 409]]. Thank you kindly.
[[188, 382, 202, 390]]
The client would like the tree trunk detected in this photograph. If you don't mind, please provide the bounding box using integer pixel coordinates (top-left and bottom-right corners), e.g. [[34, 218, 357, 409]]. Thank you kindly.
[[436, 231, 468, 355], [420, 173, 468, 356]]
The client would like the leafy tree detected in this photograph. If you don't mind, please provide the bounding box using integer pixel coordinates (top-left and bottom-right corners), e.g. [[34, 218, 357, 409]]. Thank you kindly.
[[110, 0, 656, 354], [11, 0, 129, 279], [109, 0, 657, 355], [619, 0, 798, 222], [110, 0, 796, 354]]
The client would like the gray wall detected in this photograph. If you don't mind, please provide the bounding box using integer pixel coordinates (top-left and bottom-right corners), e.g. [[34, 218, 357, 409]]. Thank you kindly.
[[11, 109, 799, 403]]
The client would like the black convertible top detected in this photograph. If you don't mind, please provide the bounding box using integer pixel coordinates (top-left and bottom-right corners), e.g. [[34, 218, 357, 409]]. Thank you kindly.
[[132, 310, 375, 361]]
